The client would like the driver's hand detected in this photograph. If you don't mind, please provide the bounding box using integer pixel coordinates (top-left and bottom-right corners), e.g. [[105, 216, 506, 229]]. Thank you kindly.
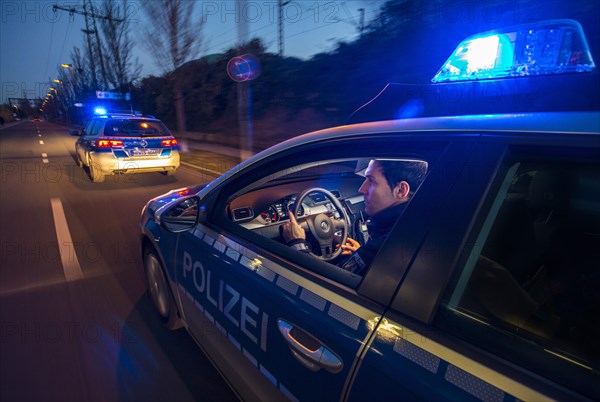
[[341, 237, 360, 255], [282, 211, 305, 243]]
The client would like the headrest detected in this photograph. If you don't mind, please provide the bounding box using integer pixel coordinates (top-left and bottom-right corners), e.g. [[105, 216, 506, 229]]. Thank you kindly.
[[528, 170, 571, 210]]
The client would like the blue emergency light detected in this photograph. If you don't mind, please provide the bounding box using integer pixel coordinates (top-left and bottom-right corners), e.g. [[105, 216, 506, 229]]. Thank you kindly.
[[93, 107, 107, 115], [432, 19, 596, 83]]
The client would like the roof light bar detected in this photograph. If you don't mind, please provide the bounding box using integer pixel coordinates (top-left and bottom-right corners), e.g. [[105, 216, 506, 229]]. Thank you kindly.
[[432, 19, 595, 83]]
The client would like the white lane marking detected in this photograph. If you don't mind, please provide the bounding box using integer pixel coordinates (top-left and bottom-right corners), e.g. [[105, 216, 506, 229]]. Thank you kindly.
[[39, 140, 44, 144], [50, 198, 84, 281], [42, 153, 47, 157], [42, 159, 49, 164]]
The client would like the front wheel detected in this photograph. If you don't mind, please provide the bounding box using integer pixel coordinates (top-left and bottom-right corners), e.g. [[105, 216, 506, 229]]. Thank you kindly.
[[162, 169, 177, 176], [143, 247, 182, 330]]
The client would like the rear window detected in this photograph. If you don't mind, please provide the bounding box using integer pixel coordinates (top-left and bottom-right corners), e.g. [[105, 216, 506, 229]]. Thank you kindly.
[[104, 119, 170, 137]]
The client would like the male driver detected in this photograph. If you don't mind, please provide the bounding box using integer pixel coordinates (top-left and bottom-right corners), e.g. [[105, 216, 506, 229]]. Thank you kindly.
[[283, 159, 427, 275]]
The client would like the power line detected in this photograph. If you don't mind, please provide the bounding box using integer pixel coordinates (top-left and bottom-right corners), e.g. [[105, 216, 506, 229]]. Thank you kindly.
[[58, 20, 74, 66], [53, 2, 125, 90], [44, 19, 56, 85], [284, 12, 367, 41], [52, 4, 125, 23]]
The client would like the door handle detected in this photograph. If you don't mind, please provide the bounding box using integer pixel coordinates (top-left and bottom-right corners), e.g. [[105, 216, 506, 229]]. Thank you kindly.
[[277, 319, 343, 373]]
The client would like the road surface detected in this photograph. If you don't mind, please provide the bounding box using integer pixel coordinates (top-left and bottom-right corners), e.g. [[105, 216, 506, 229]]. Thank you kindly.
[[0, 120, 238, 401]]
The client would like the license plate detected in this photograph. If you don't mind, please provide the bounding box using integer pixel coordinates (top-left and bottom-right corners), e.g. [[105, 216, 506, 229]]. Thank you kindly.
[[129, 149, 159, 156]]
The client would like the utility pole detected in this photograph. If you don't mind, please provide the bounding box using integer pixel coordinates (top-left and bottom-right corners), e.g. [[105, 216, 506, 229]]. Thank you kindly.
[[358, 8, 365, 36], [237, 0, 252, 160], [53, 3, 124, 91], [278, 0, 291, 57], [83, 0, 109, 90]]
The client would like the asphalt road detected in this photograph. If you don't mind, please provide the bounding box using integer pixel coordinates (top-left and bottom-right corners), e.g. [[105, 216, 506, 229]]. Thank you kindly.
[[0, 120, 239, 402]]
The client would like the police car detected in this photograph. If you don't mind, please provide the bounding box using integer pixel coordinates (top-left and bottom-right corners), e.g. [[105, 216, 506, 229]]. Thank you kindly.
[[140, 20, 599, 401], [73, 110, 180, 182]]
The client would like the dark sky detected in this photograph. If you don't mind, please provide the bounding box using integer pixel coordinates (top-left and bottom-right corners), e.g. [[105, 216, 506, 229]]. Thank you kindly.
[[2, 1, 599, 106], [0, 0, 383, 104]]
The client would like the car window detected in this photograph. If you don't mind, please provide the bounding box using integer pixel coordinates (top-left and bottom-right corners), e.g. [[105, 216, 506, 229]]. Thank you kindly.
[[87, 119, 104, 136], [212, 139, 434, 288], [436, 150, 600, 397], [104, 119, 170, 137], [82, 119, 95, 135]]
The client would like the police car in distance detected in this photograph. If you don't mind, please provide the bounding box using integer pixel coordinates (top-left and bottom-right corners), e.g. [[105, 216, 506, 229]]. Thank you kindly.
[[72, 110, 180, 182], [140, 20, 599, 401]]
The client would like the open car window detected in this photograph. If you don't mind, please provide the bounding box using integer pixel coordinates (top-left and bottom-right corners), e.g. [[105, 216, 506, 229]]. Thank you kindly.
[[222, 156, 428, 285]]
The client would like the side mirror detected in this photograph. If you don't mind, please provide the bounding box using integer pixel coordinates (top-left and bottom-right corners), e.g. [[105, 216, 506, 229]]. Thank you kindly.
[[158, 197, 199, 232], [70, 130, 81, 136]]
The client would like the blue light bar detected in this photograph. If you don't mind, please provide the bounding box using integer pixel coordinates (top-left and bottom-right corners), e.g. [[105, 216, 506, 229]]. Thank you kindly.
[[94, 107, 107, 115], [432, 19, 595, 83]]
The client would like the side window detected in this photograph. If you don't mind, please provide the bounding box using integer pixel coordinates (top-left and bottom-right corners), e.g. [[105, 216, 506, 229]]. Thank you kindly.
[[439, 158, 600, 390], [87, 119, 104, 136], [82, 119, 95, 136], [220, 156, 428, 285]]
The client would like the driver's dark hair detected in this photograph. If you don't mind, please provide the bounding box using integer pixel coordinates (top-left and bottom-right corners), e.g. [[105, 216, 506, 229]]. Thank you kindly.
[[376, 160, 428, 194]]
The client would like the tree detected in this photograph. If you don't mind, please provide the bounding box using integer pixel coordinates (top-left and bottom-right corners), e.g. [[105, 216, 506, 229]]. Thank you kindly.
[[100, 0, 141, 92], [141, 0, 204, 144]]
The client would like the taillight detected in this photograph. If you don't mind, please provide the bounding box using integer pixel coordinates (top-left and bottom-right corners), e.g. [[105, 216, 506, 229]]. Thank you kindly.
[[162, 139, 178, 147], [97, 139, 124, 148]]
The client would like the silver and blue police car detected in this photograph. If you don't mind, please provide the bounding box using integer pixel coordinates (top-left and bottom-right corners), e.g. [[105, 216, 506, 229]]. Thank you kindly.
[[140, 20, 599, 401], [73, 111, 180, 182]]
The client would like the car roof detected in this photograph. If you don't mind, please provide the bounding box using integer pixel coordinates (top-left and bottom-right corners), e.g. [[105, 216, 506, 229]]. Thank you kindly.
[[196, 110, 600, 199], [269, 110, 599, 153], [102, 114, 159, 120]]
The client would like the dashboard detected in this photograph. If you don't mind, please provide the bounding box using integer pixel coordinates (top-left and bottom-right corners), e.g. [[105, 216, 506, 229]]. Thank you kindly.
[[227, 177, 366, 240], [256, 194, 305, 224]]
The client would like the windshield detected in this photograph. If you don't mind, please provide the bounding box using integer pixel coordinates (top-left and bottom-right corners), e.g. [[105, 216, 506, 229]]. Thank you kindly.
[[104, 119, 170, 137]]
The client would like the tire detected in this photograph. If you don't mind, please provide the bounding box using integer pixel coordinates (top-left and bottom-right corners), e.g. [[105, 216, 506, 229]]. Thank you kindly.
[[143, 247, 182, 330], [162, 169, 176, 176], [89, 162, 105, 183]]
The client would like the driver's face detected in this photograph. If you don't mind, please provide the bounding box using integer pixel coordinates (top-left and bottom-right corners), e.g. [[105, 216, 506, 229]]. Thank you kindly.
[[358, 160, 398, 216]]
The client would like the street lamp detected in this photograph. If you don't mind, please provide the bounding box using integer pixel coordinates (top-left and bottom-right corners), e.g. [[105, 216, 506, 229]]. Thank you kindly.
[[53, 79, 69, 102], [61, 63, 78, 100]]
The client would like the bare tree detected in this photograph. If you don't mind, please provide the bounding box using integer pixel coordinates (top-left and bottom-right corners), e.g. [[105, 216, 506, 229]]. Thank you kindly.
[[100, 0, 141, 92], [57, 47, 89, 102], [142, 0, 204, 142]]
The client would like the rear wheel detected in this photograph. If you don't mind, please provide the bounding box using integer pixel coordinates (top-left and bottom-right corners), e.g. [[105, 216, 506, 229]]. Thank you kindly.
[[162, 169, 176, 176], [144, 247, 182, 330], [89, 161, 105, 183]]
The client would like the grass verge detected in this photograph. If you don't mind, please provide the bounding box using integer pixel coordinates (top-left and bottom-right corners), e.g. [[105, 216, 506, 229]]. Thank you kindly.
[[180, 150, 241, 175]]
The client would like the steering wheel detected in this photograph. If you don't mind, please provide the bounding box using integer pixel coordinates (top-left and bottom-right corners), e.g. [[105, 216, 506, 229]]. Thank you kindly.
[[290, 187, 350, 261]]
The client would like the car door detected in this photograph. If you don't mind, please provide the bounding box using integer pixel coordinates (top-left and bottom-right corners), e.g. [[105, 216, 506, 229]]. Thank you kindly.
[[170, 134, 474, 401], [77, 119, 103, 164], [75, 119, 95, 163], [350, 137, 600, 401]]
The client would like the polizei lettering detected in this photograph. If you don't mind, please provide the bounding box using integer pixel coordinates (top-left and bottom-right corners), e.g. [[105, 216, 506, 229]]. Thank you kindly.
[[182, 251, 268, 352]]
